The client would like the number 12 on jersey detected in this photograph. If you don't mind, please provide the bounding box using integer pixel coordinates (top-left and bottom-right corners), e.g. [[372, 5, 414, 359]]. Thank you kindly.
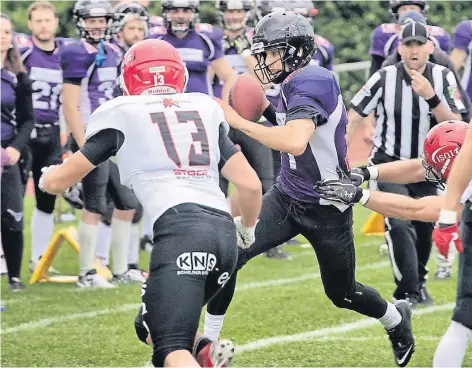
[[150, 111, 211, 167]]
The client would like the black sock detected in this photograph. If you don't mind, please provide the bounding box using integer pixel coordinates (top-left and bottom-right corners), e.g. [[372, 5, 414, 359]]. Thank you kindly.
[[2, 228, 23, 281], [128, 263, 138, 270]]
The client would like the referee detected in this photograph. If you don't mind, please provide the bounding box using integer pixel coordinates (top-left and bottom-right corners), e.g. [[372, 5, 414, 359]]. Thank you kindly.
[[346, 21, 466, 309]]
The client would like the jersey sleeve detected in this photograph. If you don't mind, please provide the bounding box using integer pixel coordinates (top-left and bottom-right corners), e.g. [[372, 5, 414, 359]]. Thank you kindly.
[[60, 43, 93, 80], [315, 36, 334, 71], [453, 20, 472, 53], [369, 25, 392, 57], [201, 25, 224, 61], [80, 129, 125, 166], [283, 69, 339, 127], [442, 69, 467, 114], [350, 71, 383, 117]]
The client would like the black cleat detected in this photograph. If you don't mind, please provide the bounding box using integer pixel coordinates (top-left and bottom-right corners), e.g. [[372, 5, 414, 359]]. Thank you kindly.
[[386, 300, 415, 367], [418, 285, 434, 306], [9, 277, 25, 292]]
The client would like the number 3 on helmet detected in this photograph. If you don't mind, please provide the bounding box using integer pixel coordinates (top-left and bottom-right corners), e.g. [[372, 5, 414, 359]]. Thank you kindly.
[[119, 39, 189, 96]]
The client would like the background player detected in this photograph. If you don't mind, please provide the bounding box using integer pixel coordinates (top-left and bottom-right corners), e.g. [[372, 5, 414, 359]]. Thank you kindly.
[[39, 38, 262, 368]]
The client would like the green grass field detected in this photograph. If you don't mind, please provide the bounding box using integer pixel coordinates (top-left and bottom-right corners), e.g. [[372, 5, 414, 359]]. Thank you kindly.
[[1, 196, 471, 367]]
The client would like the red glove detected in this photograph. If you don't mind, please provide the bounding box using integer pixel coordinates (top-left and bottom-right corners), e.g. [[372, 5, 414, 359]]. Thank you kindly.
[[432, 223, 463, 259]]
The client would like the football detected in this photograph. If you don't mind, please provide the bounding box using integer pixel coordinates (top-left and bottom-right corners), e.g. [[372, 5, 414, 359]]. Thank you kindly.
[[229, 72, 267, 122]]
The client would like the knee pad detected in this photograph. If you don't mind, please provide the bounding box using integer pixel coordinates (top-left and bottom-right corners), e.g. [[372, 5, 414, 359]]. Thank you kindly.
[[83, 196, 107, 215], [133, 203, 143, 224], [453, 298, 472, 330], [35, 191, 56, 214], [113, 188, 139, 211], [101, 202, 114, 226]]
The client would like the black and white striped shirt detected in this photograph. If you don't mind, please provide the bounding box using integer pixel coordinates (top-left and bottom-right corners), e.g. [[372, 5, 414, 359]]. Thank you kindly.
[[351, 61, 466, 160]]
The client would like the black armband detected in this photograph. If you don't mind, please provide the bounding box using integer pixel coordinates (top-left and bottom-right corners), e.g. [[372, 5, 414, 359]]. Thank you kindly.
[[80, 129, 124, 166], [426, 94, 441, 109], [262, 103, 277, 126]]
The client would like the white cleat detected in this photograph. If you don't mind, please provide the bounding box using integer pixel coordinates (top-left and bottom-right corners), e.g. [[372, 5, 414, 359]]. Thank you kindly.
[[29, 259, 60, 275], [114, 269, 147, 284], [77, 272, 116, 288]]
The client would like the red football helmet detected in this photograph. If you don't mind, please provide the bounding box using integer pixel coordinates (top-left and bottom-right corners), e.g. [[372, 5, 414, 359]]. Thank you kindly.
[[119, 39, 188, 95], [422, 120, 468, 188]]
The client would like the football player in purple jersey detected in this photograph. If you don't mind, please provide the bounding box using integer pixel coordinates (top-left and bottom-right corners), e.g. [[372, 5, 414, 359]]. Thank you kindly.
[[15, 2, 70, 275], [148, 0, 236, 100], [369, 0, 451, 75], [205, 11, 416, 367], [61, 0, 139, 288], [451, 20, 472, 102]]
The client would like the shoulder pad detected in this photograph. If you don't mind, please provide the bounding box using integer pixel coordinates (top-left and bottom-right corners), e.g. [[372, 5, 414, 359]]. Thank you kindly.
[[105, 41, 121, 54], [380, 23, 398, 34], [149, 25, 167, 36], [196, 23, 214, 33], [315, 35, 331, 48], [14, 33, 33, 49], [57, 37, 76, 47], [427, 25, 446, 36]]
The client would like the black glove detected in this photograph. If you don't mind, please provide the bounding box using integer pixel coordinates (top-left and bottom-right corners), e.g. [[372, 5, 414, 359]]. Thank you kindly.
[[315, 168, 363, 205], [350, 166, 370, 187]]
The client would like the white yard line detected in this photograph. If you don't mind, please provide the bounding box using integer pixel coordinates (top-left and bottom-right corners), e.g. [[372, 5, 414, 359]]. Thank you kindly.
[[2, 261, 391, 334], [235, 303, 455, 354]]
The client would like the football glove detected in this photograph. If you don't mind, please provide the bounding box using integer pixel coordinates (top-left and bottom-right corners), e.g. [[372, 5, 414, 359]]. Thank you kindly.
[[233, 216, 257, 250], [315, 167, 364, 205], [350, 166, 370, 187], [432, 210, 463, 259]]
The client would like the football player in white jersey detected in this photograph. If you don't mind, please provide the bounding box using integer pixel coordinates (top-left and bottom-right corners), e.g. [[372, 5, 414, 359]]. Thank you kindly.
[[315, 119, 472, 367], [39, 39, 262, 368]]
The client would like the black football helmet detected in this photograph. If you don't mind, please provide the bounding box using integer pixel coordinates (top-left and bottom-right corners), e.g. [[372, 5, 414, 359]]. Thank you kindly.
[[216, 0, 254, 31], [162, 0, 200, 34], [389, 0, 429, 19], [73, 0, 114, 43], [251, 10, 316, 84], [113, 2, 149, 34]]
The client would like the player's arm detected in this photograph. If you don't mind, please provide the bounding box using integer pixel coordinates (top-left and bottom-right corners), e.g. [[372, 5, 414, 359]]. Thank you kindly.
[[217, 99, 315, 156], [40, 129, 124, 194], [346, 71, 383, 146], [441, 118, 472, 212], [371, 158, 426, 184], [62, 80, 86, 147], [211, 57, 237, 102]]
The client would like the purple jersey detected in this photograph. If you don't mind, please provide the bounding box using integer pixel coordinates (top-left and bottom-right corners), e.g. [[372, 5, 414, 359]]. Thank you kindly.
[[370, 23, 451, 57], [148, 24, 224, 95], [1, 68, 18, 141], [276, 65, 349, 203], [60, 40, 120, 125], [15, 34, 72, 126], [453, 20, 472, 100], [265, 34, 334, 108]]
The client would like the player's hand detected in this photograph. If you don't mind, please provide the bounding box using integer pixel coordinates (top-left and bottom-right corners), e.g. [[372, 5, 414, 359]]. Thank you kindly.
[[315, 167, 363, 205], [214, 97, 243, 129], [233, 216, 257, 249], [350, 166, 370, 187], [38, 165, 59, 192], [5, 147, 21, 166], [432, 210, 463, 259], [363, 122, 375, 145], [411, 70, 435, 100]]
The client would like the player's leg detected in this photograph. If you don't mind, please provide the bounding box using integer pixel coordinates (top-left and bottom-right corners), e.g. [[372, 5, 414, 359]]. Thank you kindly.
[[433, 210, 472, 367], [138, 204, 237, 367], [95, 198, 114, 268], [78, 158, 115, 287], [128, 202, 145, 273], [1, 164, 26, 291], [205, 185, 299, 340], [300, 204, 415, 367], [29, 126, 61, 271], [106, 161, 143, 282], [377, 180, 421, 306]]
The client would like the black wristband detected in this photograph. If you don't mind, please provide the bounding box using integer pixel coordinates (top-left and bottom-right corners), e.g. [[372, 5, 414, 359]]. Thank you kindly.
[[262, 103, 277, 126], [361, 166, 371, 181], [426, 94, 441, 109]]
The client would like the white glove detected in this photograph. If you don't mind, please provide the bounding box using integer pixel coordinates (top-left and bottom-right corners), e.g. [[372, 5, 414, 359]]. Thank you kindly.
[[234, 216, 258, 249], [38, 165, 58, 192]]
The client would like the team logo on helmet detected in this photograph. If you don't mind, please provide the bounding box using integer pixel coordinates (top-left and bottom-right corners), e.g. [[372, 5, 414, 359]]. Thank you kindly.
[[431, 146, 460, 165]]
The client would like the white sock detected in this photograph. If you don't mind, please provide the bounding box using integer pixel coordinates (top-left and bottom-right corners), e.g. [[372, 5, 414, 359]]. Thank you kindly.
[[95, 222, 112, 266], [142, 211, 153, 238], [31, 208, 54, 260], [203, 311, 225, 341], [433, 321, 472, 367], [128, 223, 140, 266], [378, 301, 402, 330], [78, 221, 98, 276], [111, 217, 131, 276]]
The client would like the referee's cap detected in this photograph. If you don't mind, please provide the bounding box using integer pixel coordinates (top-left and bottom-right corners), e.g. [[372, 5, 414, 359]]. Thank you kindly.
[[400, 21, 430, 44], [397, 11, 426, 26]]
